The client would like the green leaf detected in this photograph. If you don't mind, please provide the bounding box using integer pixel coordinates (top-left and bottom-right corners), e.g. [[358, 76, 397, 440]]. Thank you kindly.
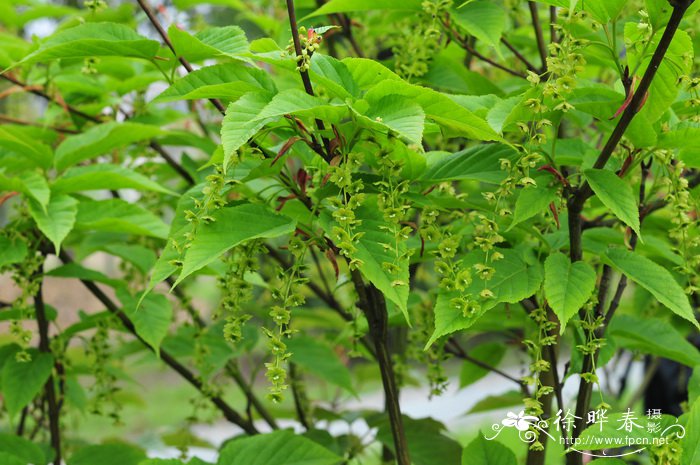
[[462, 433, 517, 465], [286, 336, 355, 395], [658, 122, 700, 150], [0, 171, 50, 209], [467, 390, 523, 413], [52, 164, 176, 195], [508, 186, 558, 230], [0, 236, 28, 268], [342, 58, 401, 90], [0, 126, 53, 169], [19, 22, 159, 64], [0, 452, 24, 465], [221, 91, 275, 169], [303, 0, 423, 18], [55, 122, 162, 171], [1, 351, 54, 417], [427, 249, 543, 346], [154, 63, 275, 104], [421, 144, 518, 184], [217, 430, 341, 465], [583, 0, 627, 23], [609, 315, 700, 367], [365, 80, 500, 142], [682, 394, 700, 465], [309, 54, 359, 99], [584, 169, 641, 238], [356, 94, 425, 145], [606, 248, 699, 329], [459, 342, 506, 388], [339, 202, 410, 322], [169, 25, 249, 62], [0, 433, 46, 465], [119, 291, 173, 355], [68, 443, 146, 465], [28, 193, 78, 253], [174, 204, 296, 286], [369, 415, 461, 465], [254, 89, 346, 122], [544, 252, 597, 333], [75, 199, 169, 239], [452, 0, 506, 47]]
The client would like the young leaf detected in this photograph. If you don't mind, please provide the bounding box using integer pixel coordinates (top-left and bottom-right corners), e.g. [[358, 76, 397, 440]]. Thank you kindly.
[[462, 433, 517, 465], [544, 252, 597, 333], [508, 186, 558, 230], [55, 122, 162, 171], [452, 0, 506, 48], [217, 430, 341, 465], [19, 22, 159, 65], [1, 350, 54, 418], [221, 91, 275, 170], [28, 193, 78, 253], [606, 248, 699, 329], [154, 63, 275, 104], [584, 169, 642, 239], [365, 80, 500, 141], [119, 291, 173, 355], [174, 203, 296, 286], [421, 144, 518, 183], [169, 25, 249, 62], [357, 94, 425, 145]]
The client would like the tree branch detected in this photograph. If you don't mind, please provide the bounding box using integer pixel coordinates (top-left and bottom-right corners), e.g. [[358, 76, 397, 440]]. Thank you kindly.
[[57, 251, 258, 434], [135, 0, 227, 116], [350, 269, 410, 465]]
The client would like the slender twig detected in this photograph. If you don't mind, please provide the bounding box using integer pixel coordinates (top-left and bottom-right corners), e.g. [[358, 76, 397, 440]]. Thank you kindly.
[[135, 0, 227, 115], [444, 338, 529, 396], [57, 251, 257, 434], [445, 19, 526, 78], [0, 114, 79, 133], [501, 37, 539, 73], [571, 3, 692, 215], [0, 73, 195, 185], [528, 2, 548, 72], [34, 282, 61, 465], [285, 0, 331, 161], [168, 282, 279, 429], [289, 363, 311, 430]]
